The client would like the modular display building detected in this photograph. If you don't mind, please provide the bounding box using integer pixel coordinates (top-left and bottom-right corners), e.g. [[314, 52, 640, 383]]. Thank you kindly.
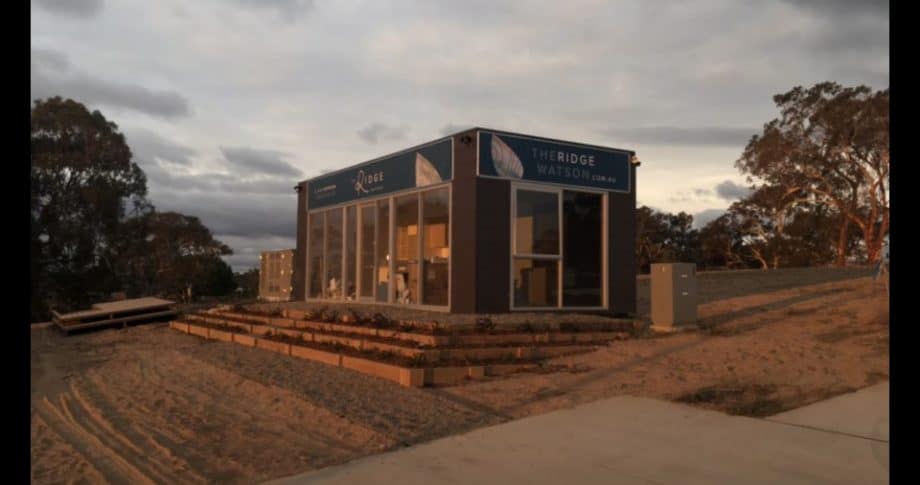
[[292, 127, 638, 316]]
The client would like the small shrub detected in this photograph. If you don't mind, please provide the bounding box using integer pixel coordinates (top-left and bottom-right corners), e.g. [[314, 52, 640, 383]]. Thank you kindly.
[[320, 308, 338, 323], [370, 313, 390, 328], [476, 318, 495, 333], [559, 322, 578, 333], [517, 322, 535, 333], [339, 310, 360, 325], [304, 307, 325, 321]]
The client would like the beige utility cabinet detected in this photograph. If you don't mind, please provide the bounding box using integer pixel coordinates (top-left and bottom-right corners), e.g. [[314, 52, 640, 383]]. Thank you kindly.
[[650, 263, 697, 327]]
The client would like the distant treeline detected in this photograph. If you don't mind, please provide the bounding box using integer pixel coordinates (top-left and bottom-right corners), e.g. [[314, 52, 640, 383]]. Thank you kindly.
[[31, 97, 241, 322], [638, 82, 887, 274]]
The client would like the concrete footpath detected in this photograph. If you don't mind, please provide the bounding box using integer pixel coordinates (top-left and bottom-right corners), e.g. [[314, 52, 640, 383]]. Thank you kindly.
[[768, 382, 889, 442], [268, 383, 889, 485]]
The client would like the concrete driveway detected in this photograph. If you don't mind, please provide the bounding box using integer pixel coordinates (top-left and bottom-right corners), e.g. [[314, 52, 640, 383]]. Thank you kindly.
[[267, 383, 889, 485]]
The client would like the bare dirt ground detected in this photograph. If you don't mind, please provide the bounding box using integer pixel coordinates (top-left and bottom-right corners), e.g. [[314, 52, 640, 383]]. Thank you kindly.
[[31, 269, 887, 484], [444, 275, 888, 419]]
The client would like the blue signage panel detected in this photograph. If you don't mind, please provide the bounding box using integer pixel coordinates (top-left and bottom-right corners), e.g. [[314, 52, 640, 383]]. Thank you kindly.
[[308, 139, 452, 209], [478, 131, 631, 192]]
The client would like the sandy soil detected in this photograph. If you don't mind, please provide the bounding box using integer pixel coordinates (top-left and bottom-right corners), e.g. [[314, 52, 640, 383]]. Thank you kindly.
[[31, 270, 887, 484], [444, 275, 889, 419]]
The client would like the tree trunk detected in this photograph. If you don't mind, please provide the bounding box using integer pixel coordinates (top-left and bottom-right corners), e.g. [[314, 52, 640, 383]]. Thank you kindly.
[[863, 225, 882, 265], [835, 220, 850, 267]]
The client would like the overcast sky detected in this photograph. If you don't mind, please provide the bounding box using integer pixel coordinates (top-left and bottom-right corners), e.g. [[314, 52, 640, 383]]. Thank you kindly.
[[31, 0, 888, 271]]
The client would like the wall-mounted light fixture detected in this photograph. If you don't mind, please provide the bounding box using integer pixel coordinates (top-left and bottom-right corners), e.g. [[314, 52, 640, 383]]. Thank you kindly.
[[460, 135, 473, 146]]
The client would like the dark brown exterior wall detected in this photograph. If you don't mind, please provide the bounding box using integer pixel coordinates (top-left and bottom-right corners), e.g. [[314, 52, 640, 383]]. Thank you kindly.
[[475, 177, 511, 313], [607, 164, 637, 316], [292, 181, 308, 301], [449, 130, 479, 313]]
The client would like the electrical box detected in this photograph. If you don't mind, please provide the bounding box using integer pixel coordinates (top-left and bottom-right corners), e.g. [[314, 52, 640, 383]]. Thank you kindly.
[[650, 263, 697, 327]]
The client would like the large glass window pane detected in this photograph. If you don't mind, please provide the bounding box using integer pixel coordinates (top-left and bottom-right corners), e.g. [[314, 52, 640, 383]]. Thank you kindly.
[[395, 194, 419, 304], [513, 258, 559, 307], [324, 208, 343, 298], [345, 205, 357, 300], [422, 188, 449, 306], [359, 205, 376, 298], [308, 212, 324, 298], [376, 200, 390, 302], [563, 191, 603, 306], [515, 190, 559, 255]]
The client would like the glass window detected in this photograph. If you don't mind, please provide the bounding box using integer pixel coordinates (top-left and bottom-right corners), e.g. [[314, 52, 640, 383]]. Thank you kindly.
[[422, 188, 449, 306], [515, 190, 559, 255], [395, 194, 419, 304], [513, 259, 559, 307], [511, 187, 603, 309], [563, 191, 603, 306], [308, 212, 324, 298], [359, 205, 376, 298], [345, 205, 357, 300], [376, 199, 390, 302], [324, 208, 343, 299]]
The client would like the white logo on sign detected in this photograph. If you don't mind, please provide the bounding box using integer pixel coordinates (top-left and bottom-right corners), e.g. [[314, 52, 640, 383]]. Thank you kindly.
[[354, 169, 383, 194]]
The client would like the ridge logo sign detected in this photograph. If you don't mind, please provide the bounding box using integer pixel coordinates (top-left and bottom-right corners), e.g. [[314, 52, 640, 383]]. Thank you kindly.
[[308, 138, 452, 209], [478, 130, 631, 193]]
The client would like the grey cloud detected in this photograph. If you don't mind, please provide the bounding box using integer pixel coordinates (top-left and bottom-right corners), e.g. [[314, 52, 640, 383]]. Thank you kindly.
[[715, 180, 752, 201], [31, 48, 69, 71], [693, 188, 712, 197], [601, 126, 757, 147], [151, 190, 296, 240], [694, 209, 727, 228], [125, 129, 196, 167], [830, 66, 889, 89], [33, 0, 103, 18], [440, 123, 476, 136], [31, 50, 191, 119], [226, 0, 315, 19], [216, 234, 296, 272], [144, 164, 298, 195], [780, 0, 888, 18], [357, 123, 410, 145], [220, 147, 302, 177]]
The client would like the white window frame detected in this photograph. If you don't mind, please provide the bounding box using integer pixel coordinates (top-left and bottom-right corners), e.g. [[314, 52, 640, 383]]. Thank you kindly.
[[510, 182, 608, 311]]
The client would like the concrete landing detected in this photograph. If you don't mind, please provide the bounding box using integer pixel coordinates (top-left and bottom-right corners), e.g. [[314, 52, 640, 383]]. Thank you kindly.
[[266, 388, 889, 485]]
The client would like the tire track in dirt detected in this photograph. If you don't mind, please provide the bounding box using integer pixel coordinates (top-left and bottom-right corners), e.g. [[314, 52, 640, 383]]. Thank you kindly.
[[80, 346, 394, 481], [73, 374, 209, 484], [31, 412, 107, 483], [36, 395, 155, 484], [62, 384, 196, 485]]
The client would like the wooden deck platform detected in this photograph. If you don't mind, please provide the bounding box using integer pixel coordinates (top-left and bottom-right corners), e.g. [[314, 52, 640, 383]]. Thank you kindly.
[[53, 297, 176, 333]]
